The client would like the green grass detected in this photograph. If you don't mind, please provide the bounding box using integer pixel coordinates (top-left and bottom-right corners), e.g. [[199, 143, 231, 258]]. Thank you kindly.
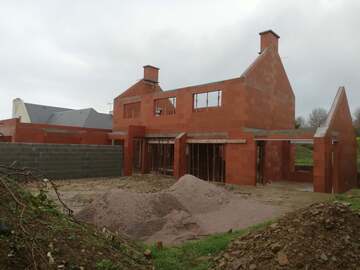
[[335, 189, 360, 211], [295, 144, 313, 166], [149, 221, 272, 270], [295, 137, 359, 170]]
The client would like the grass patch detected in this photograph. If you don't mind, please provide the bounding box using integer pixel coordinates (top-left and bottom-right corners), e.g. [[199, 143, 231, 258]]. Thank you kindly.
[[149, 221, 272, 270], [295, 144, 313, 166], [335, 189, 360, 211]]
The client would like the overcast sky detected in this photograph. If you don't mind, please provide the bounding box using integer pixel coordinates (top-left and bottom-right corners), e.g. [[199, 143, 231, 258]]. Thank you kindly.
[[0, 0, 359, 120]]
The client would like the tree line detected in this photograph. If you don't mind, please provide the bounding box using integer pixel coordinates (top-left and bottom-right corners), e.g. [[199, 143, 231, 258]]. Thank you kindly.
[[295, 108, 360, 135]]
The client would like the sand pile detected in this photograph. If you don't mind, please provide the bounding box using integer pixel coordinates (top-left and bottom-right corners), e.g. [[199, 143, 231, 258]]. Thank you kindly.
[[76, 175, 282, 244], [169, 174, 230, 213], [211, 202, 360, 270]]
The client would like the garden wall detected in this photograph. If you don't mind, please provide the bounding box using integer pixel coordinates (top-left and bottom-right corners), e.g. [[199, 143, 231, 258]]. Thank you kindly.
[[0, 142, 122, 179]]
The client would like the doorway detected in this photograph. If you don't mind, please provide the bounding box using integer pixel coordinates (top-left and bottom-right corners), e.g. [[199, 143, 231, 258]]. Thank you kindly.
[[187, 143, 225, 182], [148, 140, 174, 175]]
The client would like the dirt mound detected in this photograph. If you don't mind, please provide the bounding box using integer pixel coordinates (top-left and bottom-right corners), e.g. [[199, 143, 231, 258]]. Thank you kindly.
[[211, 202, 360, 270], [169, 174, 231, 213], [77, 175, 282, 244], [75, 177, 209, 243]]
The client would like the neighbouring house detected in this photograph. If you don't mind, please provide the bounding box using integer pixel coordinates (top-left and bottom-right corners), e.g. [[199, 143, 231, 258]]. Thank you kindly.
[[0, 99, 112, 145], [109, 30, 357, 193]]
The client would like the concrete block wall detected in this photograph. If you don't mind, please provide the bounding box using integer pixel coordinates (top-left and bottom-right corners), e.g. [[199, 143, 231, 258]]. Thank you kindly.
[[0, 142, 122, 179]]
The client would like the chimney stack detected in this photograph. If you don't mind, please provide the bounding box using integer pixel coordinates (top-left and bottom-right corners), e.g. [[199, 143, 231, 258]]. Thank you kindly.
[[259, 30, 280, 53], [143, 65, 159, 83]]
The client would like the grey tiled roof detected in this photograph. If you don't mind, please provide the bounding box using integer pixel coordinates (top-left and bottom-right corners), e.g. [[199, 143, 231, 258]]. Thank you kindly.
[[24, 103, 112, 129], [24, 103, 71, 124]]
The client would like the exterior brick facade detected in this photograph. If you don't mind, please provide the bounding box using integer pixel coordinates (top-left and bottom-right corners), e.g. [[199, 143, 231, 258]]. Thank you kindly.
[[110, 30, 357, 193], [313, 87, 357, 193], [0, 118, 111, 145]]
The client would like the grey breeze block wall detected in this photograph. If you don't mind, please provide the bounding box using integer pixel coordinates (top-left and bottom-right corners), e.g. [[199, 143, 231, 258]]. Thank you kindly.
[[0, 142, 123, 179]]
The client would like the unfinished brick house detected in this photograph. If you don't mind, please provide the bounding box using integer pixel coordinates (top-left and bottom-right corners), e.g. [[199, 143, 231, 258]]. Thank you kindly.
[[110, 30, 357, 193]]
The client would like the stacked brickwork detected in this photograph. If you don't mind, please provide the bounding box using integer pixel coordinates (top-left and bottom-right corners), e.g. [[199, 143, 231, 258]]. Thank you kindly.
[[0, 142, 122, 179]]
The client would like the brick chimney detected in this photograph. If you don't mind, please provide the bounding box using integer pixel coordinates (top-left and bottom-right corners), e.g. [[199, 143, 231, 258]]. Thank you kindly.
[[259, 30, 280, 53], [143, 65, 159, 83]]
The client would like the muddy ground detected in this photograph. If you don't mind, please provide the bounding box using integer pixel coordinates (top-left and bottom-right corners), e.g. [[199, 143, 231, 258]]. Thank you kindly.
[[26, 175, 332, 245], [28, 174, 176, 213]]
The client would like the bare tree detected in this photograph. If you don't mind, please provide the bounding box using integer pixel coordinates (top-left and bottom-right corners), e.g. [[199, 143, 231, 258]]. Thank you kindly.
[[308, 108, 327, 128], [353, 108, 360, 128], [295, 116, 306, 129]]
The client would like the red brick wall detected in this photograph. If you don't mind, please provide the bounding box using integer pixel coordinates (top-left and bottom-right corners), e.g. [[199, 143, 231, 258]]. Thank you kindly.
[[174, 133, 187, 178], [226, 137, 257, 185], [0, 136, 12, 142], [113, 48, 294, 135], [0, 119, 17, 140], [123, 125, 146, 176], [263, 141, 284, 182], [314, 88, 357, 193], [243, 47, 295, 130], [0, 118, 111, 145], [113, 40, 295, 184]]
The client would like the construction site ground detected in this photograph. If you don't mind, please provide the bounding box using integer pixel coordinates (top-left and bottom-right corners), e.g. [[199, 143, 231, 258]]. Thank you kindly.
[[26, 175, 331, 244]]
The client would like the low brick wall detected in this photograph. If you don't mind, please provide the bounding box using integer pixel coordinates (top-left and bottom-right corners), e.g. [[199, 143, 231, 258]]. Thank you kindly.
[[0, 142, 122, 179]]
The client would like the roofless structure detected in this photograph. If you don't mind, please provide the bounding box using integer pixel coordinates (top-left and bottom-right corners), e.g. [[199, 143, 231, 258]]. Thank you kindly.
[[110, 30, 358, 193]]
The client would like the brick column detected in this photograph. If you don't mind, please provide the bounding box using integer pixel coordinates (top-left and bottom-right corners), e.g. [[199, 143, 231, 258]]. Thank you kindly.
[[123, 125, 146, 176], [123, 136, 133, 176], [226, 138, 256, 185], [313, 137, 331, 193]]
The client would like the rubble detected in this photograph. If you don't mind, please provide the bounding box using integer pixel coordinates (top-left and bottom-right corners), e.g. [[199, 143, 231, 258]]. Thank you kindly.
[[211, 202, 360, 270]]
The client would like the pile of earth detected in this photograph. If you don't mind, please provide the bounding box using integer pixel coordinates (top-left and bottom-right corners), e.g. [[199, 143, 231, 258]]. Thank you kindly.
[[211, 202, 360, 270], [0, 167, 151, 270], [76, 174, 281, 244]]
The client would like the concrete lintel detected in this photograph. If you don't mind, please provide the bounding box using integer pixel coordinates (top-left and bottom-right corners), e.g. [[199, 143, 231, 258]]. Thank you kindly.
[[254, 138, 314, 143], [187, 139, 246, 144], [187, 132, 228, 138], [147, 139, 175, 144], [145, 133, 179, 138]]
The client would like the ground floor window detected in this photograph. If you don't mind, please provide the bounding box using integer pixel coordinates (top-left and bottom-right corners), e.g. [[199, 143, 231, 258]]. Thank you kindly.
[[186, 143, 225, 182]]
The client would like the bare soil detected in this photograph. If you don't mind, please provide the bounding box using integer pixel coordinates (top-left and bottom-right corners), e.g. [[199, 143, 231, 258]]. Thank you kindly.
[[49, 174, 332, 245], [27, 174, 176, 213]]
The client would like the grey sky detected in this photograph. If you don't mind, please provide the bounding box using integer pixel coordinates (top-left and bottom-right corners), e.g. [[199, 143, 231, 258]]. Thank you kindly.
[[0, 0, 359, 120]]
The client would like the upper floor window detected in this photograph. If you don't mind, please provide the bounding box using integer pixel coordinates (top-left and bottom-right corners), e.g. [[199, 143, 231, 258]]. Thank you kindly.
[[123, 102, 141, 119], [154, 97, 176, 116], [193, 90, 222, 109]]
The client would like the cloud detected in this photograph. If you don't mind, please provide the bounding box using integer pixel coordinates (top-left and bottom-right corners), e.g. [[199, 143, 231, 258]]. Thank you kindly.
[[0, 0, 359, 120]]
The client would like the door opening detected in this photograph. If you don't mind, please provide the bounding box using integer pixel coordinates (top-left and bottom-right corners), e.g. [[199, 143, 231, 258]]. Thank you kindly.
[[187, 143, 225, 182]]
